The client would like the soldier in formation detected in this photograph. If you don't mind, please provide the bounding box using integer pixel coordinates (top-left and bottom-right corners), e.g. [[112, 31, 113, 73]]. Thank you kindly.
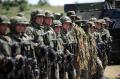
[[0, 9, 112, 79]]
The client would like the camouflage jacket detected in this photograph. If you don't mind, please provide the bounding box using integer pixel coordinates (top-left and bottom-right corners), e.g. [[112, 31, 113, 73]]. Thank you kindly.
[[73, 24, 90, 69], [26, 25, 45, 46], [0, 35, 12, 57], [43, 26, 56, 48], [61, 27, 77, 45], [53, 33, 64, 54], [9, 33, 35, 58], [99, 28, 111, 43]]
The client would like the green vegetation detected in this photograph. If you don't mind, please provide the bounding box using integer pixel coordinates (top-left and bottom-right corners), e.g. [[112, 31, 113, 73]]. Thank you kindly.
[[0, 1, 64, 19]]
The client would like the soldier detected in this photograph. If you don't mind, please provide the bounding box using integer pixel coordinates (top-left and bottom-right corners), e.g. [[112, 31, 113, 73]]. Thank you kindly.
[[44, 11, 58, 79], [0, 15, 11, 57], [43, 11, 56, 48], [0, 15, 13, 79], [60, 16, 78, 79], [75, 19, 91, 79], [103, 18, 112, 64], [103, 17, 112, 29], [87, 21, 104, 79], [10, 16, 39, 79], [52, 20, 64, 79], [26, 9, 45, 45], [97, 19, 111, 69], [52, 20, 64, 54], [66, 11, 76, 23], [25, 9, 49, 79], [54, 13, 61, 20], [82, 21, 100, 79], [71, 14, 91, 79]]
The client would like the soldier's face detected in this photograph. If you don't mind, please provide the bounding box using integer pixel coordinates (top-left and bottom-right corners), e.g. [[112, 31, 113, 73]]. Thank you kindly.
[[0, 24, 9, 34], [96, 22, 101, 30], [62, 22, 71, 30], [70, 16, 76, 21], [15, 24, 28, 33], [86, 24, 91, 32], [101, 24, 105, 29], [105, 21, 110, 28], [35, 16, 44, 25], [91, 26, 95, 32], [44, 17, 53, 26], [53, 26, 61, 33]]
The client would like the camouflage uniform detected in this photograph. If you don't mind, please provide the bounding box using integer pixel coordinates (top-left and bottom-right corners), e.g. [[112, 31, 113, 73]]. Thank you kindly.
[[0, 15, 11, 57], [66, 11, 76, 23], [52, 20, 64, 54], [75, 19, 90, 79], [43, 11, 56, 48], [98, 19, 111, 69], [87, 21, 104, 79], [26, 9, 47, 79], [60, 16, 77, 79], [103, 17, 112, 29], [10, 16, 39, 79], [82, 21, 99, 79], [0, 15, 13, 79], [52, 20, 64, 79], [26, 9, 45, 46], [43, 11, 57, 79], [54, 13, 61, 20]]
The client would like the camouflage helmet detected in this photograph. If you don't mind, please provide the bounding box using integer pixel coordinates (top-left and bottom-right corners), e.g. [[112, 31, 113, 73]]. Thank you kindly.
[[96, 19, 106, 25], [87, 21, 95, 27], [17, 12, 25, 17], [11, 16, 29, 25], [31, 9, 45, 18], [75, 16, 83, 23], [101, 19, 106, 25], [52, 20, 62, 28], [89, 17, 97, 22], [54, 13, 61, 16], [67, 11, 76, 16], [76, 16, 82, 20], [60, 16, 72, 24], [75, 20, 87, 27], [0, 15, 10, 24], [45, 11, 54, 18], [103, 17, 111, 22], [54, 13, 61, 20]]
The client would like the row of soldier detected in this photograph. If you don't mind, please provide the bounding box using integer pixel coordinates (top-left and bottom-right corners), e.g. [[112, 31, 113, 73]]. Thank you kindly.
[[0, 10, 112, 79]]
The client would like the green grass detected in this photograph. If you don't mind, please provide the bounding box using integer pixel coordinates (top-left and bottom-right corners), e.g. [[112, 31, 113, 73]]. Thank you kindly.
[[0, 4, 64, 19]]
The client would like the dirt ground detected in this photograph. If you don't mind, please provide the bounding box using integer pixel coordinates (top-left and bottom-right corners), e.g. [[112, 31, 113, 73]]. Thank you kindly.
[[104, 65, 120, 79]]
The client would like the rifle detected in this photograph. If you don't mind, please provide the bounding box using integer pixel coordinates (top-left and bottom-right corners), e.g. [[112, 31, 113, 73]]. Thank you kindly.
[[11, 41, 39, 79]]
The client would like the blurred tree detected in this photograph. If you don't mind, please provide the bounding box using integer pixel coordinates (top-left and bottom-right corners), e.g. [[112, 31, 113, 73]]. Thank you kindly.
[[11, 0, 19, 6], [2, 0, 11, 11], [0, 0, 2, 4], [19, 0, 29, 12], [38, 0, 49, 6], [1, 0, 29, 11]]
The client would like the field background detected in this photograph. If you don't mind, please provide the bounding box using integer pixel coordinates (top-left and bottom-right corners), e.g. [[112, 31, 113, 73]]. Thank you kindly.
[[0, 4, 64, 19]]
